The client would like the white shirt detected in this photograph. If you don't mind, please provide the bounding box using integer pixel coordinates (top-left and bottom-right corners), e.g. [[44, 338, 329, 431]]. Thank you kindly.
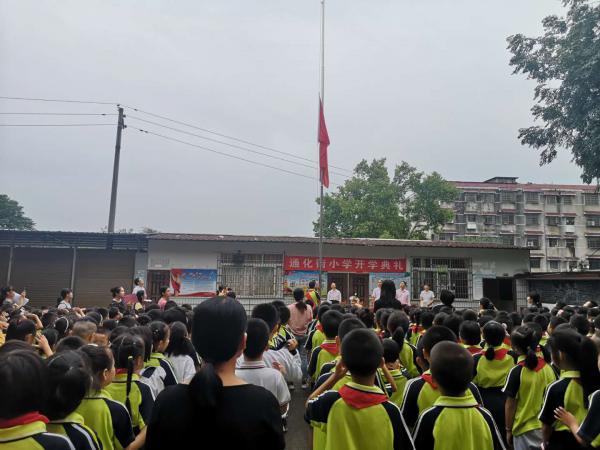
[[420, 290, 435, 307], [132, 286, 145, 295], [167, 354, 196, 384], [327, 289, 341, 302], [57, 300, 71, 310], [235, 359, 291, 407], [238, 347, 302, 384], [372, 287, 381, 300], [12, 293, 29, 307]]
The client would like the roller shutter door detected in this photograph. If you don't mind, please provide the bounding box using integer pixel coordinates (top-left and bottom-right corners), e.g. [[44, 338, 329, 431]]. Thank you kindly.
[[9, 248, 72, 307], [0, 247, 10, 285], [74, 250, 135, 309]]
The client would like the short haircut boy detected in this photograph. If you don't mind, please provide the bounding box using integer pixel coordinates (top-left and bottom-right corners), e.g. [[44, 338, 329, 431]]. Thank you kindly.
[[244, 318, 270, 359], [383, 338, 400, 364], [430, 341, 473, 395], [321, 310, 344, 339], [420, 325, 457, 355], [251, 303, 279, 332], [341, 329, 382, 377], [459, 320, 481, 346]]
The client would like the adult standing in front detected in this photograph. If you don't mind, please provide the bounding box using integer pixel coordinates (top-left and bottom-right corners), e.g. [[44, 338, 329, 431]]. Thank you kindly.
[[419, 283, 435, 308], [326, 283, 341, 303], [56, 288, 73, 310], [395, 281, 410, 307], [372, 279, 383, 301], [374, 280, 402, 312], [288, 288, 313, 389], [305, 281, 320, 308]]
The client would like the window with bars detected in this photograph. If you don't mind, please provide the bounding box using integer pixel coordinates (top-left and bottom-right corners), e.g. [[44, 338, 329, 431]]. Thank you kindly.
[[480, 193, 495, 203], [546, 216, 561, 226], [587, 237, 600, 249], [526, 235, 540, 249], [562, 196, 573, 205], [565, 217, 575, 225], [483, 216, 495, 225], [501, 191, 516, 203], [411, 258, 471, 300], [501, 214, 515, 225], [218, 253, 283, 298], [548, 260, 561, 271], [589, 259, 600, 270], [585, 194, 599, 206], [587, 216, 600, 227], [500, 235, 514, 246], [525, 192, 539, 204], [525, 214, 539, 226], [464, 193, 477, 202], [530, 258, 541, 269], [548, 238, 560, 248]]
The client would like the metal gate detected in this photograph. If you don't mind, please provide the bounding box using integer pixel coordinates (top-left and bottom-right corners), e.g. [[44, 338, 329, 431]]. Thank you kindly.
[[411, 257, 472, 301]]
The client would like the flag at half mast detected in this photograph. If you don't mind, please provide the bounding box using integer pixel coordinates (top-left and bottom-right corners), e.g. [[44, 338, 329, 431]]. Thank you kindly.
[[318, 97, 330, 188]]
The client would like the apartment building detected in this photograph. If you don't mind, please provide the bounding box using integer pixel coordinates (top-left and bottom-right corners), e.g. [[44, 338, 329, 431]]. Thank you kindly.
[[438, 177, 600, 272]]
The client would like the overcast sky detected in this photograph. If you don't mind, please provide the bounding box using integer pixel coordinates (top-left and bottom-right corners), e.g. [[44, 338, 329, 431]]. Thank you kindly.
[[0, 0, 581, 236]]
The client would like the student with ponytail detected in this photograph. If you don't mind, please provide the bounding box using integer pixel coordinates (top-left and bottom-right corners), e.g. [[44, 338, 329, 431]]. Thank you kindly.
[[503, 326, 557, 449], [539, 326, 600, 449], [146, 296, 285, 450], [106, 334, 154, 435], [76, 345, 144, 450], [145, 321, 178, 388], [43, 351, 100, 450], [472, 321, 516, 444]]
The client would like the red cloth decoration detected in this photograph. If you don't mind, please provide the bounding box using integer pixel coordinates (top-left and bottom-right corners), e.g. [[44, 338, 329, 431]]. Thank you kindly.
[[0, 412, 48, 428], [320, 342, 339, 356], [318, 98, 330, 188], [421, 373, 438, 390], [339, 385, 387, 409]]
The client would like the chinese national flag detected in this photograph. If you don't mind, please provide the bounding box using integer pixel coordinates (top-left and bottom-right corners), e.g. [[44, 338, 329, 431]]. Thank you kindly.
[[318, 97, 330, 188]]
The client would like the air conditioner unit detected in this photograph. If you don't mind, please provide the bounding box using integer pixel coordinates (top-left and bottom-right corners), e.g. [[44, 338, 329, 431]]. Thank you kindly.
[[527, 241, 536, 248], [467, 222, 477, 231]]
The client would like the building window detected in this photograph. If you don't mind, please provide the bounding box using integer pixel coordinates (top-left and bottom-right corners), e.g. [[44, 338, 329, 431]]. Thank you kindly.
[[438, 234, 454, 241], [587, 215, 600, 227], [502, 214, 515, 225], [500, 235, 514, 246], [549, 260, 561, 271], [526, 235, 540, 249], [562, 196, 573, 205], [565, 239, 575, 249], [587, 237, 600, 249], [480, 193, 495, 203], [501, 191, 515, 203], [546, 216, 561, 226], [589, 259, 600, 270], [465, 193, 477, 202], [530, 258, 541, 269], [546, 195, 557, 205], [218, 253, 283, 298], [525, 214, 539, 226], [568, 261, 578, 270], [411, 258, 471, 300], [466, 214, 477, 223], [564, 217, 575, 225], [483, 216, 495, 225], [525, 192, 539, 204], [585, 194, 599, 206], [548, 238, 560, 248]]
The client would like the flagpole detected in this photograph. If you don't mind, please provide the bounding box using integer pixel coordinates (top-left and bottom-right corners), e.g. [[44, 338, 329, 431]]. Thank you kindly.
[[318, 0, 325, 298]]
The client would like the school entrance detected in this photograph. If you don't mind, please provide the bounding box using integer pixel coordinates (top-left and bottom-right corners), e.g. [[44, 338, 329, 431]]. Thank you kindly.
[[326, 273, 369, 302]]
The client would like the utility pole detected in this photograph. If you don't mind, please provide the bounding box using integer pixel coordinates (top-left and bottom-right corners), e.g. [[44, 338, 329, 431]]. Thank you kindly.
[[107, 106, 125, 233]]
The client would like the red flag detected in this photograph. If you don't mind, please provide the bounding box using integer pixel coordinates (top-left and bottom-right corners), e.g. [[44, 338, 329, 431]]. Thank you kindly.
[[318, 97, 330, 188]]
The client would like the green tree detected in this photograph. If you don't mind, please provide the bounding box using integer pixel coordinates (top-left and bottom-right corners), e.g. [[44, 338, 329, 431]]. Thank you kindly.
[[314, 159, 457, 239], [0, 195, 35, 230], [507, 0, 600, 183]]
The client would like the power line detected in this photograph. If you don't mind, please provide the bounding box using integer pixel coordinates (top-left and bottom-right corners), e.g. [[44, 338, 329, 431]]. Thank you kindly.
[[127, 114, 350, 180], [0, 112, 116, 116], [122, 104, 354, 175], [131, 125, 340, 187], [0, 95, 115, 106], [0, 123, 114, 127]]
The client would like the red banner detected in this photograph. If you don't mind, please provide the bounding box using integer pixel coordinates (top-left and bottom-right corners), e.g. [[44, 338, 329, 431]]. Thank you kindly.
[[284, 256, 406, 273]]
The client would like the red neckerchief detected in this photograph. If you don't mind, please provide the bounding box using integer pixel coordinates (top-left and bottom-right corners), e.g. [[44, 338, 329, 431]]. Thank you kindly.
[[115, 368, 129, 375], [466, 346, 482, 355], [503, 336, 511, 346], [492, 348, 509, 361], [316, 323, 323, 333], [421, 373, 438, 390], [320, 342, 339, 356], [519, 357, 547, 372], [0, 412, 49, 428], [339, 385, 388, 409]]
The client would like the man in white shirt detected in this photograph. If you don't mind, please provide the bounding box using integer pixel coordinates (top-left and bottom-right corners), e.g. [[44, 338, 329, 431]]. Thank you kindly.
[[419, 284, 436, 308], [396, 281, 410, 306], [372, 280, 383, 300], [326, 283, 341, 303]]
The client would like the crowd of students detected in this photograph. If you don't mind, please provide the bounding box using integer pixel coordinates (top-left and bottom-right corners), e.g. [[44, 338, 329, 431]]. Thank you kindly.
[[1, 281, 600, 450]]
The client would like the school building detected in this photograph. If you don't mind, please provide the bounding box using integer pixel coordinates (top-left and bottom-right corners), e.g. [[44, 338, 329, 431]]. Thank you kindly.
[[0, 230, 537, 311]]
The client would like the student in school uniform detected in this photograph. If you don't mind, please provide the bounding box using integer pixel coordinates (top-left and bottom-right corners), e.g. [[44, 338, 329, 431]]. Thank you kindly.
[[305, 304, 331, 355], [164, 321, 197, 384], [382, 339, 411, 407], [308, 310, 344, 384], [472, 321, 516, 443], [503, 326, 557, 450], [43, 351, 101, 450], [460, 320, 483, 355], [235, 318, 291, 415], [401, 326, 483, 430], [554, 381, 600, 447], [387, 311, 420, 378], [145, 321, 178, 388], [0, 347, 74, 450], [106, 334, 155, 435], [146, 296, 285, 450], [412, 342, 505, 450], [77, 344, 145, 450], [305, 328, 415, 450], [407, 310, 434, 347], [539, 326, 600, 450]]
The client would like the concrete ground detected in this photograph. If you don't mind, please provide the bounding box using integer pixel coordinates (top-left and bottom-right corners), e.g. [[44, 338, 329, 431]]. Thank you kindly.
[[285, 387, 311, 450]]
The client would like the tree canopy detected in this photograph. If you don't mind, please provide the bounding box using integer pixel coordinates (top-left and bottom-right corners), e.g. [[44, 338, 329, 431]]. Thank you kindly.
[[507, 0, 600, 183], [0, 195, 35, 230], [314, 159, 457, 239]]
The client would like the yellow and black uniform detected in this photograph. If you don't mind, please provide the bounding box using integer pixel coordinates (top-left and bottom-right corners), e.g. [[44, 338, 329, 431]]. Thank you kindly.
[[76, 389, 135, 450], [462, 344, 483, 356], [305, 323, 326, 353], [0, 414, 74, 450], [387, 368, 411, 407], [46, 412, 100, 450], [305, 289, 320, 306], [105, 372, 155, 433], [306, 381, 415, 450], [577, 390, 600, 447], [472, 347, 515, 437], [308, 340, 339, 382], [539, 370, 600, 449], [401, 370, 482, 429], [407, 325, 425, 347], [145, 352, 178, 386], [399, 341, 420, 378], [502, 355, 557, 439], [412, 394, 505, 450]]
